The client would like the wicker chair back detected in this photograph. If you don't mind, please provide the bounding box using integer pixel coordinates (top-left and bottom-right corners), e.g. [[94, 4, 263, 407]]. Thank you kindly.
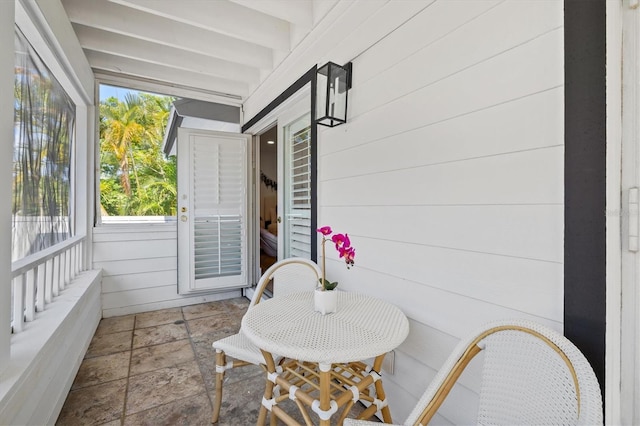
[[249, 257, 321, 308], [403, 320, 603, 426]]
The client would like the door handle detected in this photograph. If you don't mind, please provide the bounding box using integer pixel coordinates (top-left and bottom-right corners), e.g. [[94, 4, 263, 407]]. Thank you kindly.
[[277, 216, 282, 223]]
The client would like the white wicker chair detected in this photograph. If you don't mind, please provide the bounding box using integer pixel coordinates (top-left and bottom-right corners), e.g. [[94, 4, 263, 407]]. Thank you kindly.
[[345, 319, 603, 426], [211, 257, 321, 423]]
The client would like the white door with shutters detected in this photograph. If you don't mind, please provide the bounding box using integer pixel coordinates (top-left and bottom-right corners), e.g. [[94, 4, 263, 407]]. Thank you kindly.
[[177, 128, 250, 294], [277, 101, 312, 259]]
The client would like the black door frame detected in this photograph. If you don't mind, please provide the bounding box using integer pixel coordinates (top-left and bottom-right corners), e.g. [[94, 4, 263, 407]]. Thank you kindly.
[[564, 0, 606, 395], [242, 66, 318, 262]]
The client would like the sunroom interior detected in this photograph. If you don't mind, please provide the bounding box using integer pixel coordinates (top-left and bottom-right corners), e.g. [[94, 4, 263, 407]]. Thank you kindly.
[[0, 0, 636, 425]]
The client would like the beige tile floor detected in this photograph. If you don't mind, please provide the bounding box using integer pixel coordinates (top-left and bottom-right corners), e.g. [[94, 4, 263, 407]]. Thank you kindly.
[[56, 297, 376, 426], [56, 298, 266, 426]]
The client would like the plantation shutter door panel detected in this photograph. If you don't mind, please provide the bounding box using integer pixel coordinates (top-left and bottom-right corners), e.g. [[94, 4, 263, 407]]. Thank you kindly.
[[177, 128, 249, 294], [278, 108, 312, 260], [288, 119, 312, 258]]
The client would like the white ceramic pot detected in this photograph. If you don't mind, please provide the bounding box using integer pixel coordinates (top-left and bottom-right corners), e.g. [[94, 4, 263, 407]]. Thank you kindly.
[[314, 288, 337, 315]]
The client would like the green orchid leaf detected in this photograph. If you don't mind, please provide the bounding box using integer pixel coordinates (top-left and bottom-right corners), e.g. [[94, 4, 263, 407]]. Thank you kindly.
[[324, 281, 338, 291], [318, 277, 338, 290]]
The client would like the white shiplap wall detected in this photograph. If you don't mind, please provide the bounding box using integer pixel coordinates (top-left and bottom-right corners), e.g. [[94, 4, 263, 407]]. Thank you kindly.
[[245, 0, 564, 423], [93, 223, 241, 317]]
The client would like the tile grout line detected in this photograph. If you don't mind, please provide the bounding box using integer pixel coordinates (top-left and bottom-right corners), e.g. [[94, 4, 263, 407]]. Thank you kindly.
[[120, 316, 136, 426], [184, 304, 220, 414]]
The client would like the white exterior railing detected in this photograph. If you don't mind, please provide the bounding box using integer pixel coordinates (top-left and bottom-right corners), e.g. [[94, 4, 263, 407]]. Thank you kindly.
[[10, 235, 85, 333]]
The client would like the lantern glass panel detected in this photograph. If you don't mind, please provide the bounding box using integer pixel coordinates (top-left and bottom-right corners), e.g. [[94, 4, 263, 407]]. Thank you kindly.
[[316, 65, 328, 122]]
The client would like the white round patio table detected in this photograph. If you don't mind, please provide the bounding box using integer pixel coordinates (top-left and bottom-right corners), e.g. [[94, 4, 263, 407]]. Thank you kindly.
[[242, 290, 409, 425]]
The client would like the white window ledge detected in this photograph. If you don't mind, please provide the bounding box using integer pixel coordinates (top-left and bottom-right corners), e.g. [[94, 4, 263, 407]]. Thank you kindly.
[[99, 216, 177, 225]]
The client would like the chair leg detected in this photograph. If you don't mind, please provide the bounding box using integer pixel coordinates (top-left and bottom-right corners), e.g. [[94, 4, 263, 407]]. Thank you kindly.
[[212, 350, 226, 424], [258, 350, 277, 426]]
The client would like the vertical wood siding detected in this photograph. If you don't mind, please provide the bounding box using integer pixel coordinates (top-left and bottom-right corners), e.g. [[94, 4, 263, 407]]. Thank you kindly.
[[305, 0, 563, 422], [93, 223, 241, 317]]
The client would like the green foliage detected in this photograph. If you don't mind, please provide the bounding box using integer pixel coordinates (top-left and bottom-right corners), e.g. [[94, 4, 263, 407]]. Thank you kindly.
[[99, 92, 177, 216], [319, 278, 339, 291]]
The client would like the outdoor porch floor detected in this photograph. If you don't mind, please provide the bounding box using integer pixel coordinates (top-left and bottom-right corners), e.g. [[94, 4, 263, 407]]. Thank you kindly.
[[56, 297, 374, 426], [56, 297, 264, 425]]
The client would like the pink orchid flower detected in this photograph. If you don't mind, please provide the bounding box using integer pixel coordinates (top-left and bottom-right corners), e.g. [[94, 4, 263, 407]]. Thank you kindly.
[[339, 246, 356, 267], [317, 226, 332, 236], [331, 233, 350, 250]]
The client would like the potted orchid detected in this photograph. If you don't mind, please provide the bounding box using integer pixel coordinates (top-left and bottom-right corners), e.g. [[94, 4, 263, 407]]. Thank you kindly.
[[315, 226, 355, 314], [317, 225, 355, 290]]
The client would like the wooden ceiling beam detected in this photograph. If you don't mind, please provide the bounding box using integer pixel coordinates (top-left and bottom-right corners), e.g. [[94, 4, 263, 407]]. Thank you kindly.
[[228, 0, 313, 27], [73, 24, 259, 85], [86, 50, 249, 98], [110, 0, 291, 51], [62, 0, 273, 70]]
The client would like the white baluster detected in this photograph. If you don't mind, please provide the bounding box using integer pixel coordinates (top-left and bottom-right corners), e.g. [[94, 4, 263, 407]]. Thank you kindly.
[[64, 248, 71, 284], [80, 241, 85, 270], [59, 251, 66, 290], [25, 269, 35, 322], [36, 262, 46, 311], [75, 243, 80, 275], [68, 247, 73, 279], [12, 275, 24, 333], [45, 258, 53, 302], [52, 256, 60, 297], [71, 244, 77, 277], [65, 248, 71, 284]]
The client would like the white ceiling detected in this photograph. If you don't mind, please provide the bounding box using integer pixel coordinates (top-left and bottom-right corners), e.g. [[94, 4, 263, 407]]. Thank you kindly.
[[60, 0, 328, 102]]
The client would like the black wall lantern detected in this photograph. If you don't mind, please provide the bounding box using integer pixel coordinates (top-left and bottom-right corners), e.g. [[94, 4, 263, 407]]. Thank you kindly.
[[315, 61, 352, 127]]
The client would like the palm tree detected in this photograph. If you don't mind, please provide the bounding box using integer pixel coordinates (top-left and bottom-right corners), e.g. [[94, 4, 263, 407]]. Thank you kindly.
[[99, 91, 176, 216], [100, 93, 145, 196]]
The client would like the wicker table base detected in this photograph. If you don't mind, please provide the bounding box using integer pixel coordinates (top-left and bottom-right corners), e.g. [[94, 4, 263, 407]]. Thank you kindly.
[[259, 355, 390, 425]]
